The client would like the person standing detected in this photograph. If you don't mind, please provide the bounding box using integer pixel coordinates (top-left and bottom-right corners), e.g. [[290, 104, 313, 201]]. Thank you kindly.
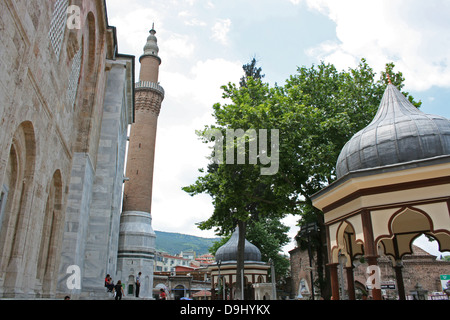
[[159, 288, 166, 300], [135, 272, 141, 297], [105, 274, 114, 292], [114, 280, 124, 300]]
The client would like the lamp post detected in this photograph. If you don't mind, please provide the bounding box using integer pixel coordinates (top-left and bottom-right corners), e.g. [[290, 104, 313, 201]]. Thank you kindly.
[[299, 222, 318, 300], [269, 258, 276, 300], [338, 251, 347, 300], [217, 260, 222, 300]]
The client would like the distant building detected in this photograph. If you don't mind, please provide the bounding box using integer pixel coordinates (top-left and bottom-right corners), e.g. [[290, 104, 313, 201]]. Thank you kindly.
[[154, 251, 190, 272], [153, 267, 211, 300], [195, 254, 215, 267], [180, 250, 196, 261]]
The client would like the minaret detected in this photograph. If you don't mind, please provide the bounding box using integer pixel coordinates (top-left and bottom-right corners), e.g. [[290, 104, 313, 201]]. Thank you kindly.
[[117, 25, 164, 299]]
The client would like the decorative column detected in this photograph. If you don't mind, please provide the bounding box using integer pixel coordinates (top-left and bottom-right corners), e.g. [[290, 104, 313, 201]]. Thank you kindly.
[[346, 266, 356, 300], [394, 261, 406, 300], [328, 263, 340, 300], [362, 210, 382, 300]]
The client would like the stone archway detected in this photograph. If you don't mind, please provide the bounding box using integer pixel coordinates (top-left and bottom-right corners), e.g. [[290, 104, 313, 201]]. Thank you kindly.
[[331, 221, 365, 267], [0, 121, 36, 295], [379, 207, 450, 260], [377, 206, 450, 299], [173, 284, 186, 300], [37, 170, 63, 297]]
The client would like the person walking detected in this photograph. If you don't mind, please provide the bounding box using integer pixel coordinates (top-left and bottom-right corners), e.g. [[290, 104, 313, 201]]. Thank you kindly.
[[114, 280, 124, 300], [136, 272, 141, 297]]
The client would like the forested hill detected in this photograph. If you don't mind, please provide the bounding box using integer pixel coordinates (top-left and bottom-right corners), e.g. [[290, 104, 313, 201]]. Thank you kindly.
[[154, 230, 220, 256]]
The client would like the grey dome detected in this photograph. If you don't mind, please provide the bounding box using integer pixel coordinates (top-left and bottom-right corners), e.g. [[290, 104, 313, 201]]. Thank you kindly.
[[336, 84, 450, 178], [215, 227, 261, 262]]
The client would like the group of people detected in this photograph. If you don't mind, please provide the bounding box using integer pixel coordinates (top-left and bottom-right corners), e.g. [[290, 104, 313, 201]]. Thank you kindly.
[[105, 274, 125, 300], [104, 272, 167, 300]]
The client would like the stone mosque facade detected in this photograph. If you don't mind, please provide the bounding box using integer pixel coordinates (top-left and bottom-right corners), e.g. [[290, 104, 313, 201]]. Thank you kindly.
[[0, 0, 160, 299]]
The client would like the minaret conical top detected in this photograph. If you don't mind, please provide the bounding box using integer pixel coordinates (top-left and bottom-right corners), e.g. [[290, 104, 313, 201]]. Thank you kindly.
[[143, 23, 159, 57]]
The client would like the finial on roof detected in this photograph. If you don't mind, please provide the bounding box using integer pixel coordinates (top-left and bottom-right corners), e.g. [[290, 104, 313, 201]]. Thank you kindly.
[[150, 22, 156, 35]]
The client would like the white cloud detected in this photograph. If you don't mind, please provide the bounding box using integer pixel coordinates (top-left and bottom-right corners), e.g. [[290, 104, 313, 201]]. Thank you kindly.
[[184, 18, 207, 27], [164, 58, 242, 109], [163, 33, 196, 61], [108, 0, 243, 239], [152, 117, 215, 236], [151, 58, 243, 237], [211, 19, 232, 45], [106, 1, 164, 55], [304, 0, 450, 91], [178, 10, 207, 26]]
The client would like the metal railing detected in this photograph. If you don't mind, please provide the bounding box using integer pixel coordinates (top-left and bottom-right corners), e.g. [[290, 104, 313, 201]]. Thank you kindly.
[[135, 81, 165, 97]]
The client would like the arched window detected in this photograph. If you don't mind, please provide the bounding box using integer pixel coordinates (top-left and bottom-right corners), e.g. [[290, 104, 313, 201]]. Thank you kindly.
[[0, 122, 36, 278], [37, 171, 63, 295], [48, 0, 69, 60], [67, 45, 82, 109], [0, 145, 18, 246]]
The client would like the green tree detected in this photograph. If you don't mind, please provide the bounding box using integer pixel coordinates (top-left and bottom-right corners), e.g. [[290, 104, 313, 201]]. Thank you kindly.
[[184, 59, 292, 299], [240, 57, 265, 87], [184, 58, 420, 299]]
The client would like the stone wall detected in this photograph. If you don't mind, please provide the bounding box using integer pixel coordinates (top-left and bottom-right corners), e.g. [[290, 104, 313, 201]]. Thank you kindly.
[[0, 0, 134, 299]]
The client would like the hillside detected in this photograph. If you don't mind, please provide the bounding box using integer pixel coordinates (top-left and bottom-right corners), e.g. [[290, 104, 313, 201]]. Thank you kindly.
[[154, 230, 221, 256]]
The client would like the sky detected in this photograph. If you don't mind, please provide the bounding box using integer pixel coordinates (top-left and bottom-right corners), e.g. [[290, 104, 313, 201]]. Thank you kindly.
[[106, 0, 450, 257]]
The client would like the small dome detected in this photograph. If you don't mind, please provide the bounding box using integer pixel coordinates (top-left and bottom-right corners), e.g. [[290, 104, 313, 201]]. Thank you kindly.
[[336, 84, 450, 178], [215, 227, 261, 262]]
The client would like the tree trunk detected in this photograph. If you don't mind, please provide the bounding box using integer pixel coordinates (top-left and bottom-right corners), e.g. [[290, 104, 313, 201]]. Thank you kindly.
[[235, 220, 247, 300]]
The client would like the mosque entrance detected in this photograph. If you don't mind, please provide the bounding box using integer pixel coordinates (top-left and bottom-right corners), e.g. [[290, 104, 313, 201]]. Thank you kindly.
[[173, 284, 187, 300]]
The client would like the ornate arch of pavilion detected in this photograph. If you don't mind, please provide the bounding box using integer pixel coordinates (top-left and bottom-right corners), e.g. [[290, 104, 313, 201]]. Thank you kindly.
[[312, 84, 450, 300]]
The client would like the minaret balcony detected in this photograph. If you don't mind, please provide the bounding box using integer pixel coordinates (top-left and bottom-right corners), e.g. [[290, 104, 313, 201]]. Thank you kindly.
[[135, 81, 165, 98]]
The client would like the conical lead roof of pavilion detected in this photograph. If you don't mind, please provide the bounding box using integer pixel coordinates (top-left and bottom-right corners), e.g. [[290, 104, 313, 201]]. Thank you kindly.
[[336, 84, 450, 178], [215, 226, 262, 262]]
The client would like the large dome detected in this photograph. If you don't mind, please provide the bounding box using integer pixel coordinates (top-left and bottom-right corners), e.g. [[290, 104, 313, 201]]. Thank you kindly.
[[336, 84, 450, 178], [215, 227, 261, 262]]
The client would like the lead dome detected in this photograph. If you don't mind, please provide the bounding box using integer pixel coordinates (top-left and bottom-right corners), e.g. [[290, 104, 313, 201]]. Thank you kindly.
[[215, 227, 262, 262], [336, 84, 450, 178]]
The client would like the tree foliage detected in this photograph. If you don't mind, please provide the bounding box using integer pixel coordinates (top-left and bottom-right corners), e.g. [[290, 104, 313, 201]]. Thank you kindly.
[[183, 58, 420, 299]]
